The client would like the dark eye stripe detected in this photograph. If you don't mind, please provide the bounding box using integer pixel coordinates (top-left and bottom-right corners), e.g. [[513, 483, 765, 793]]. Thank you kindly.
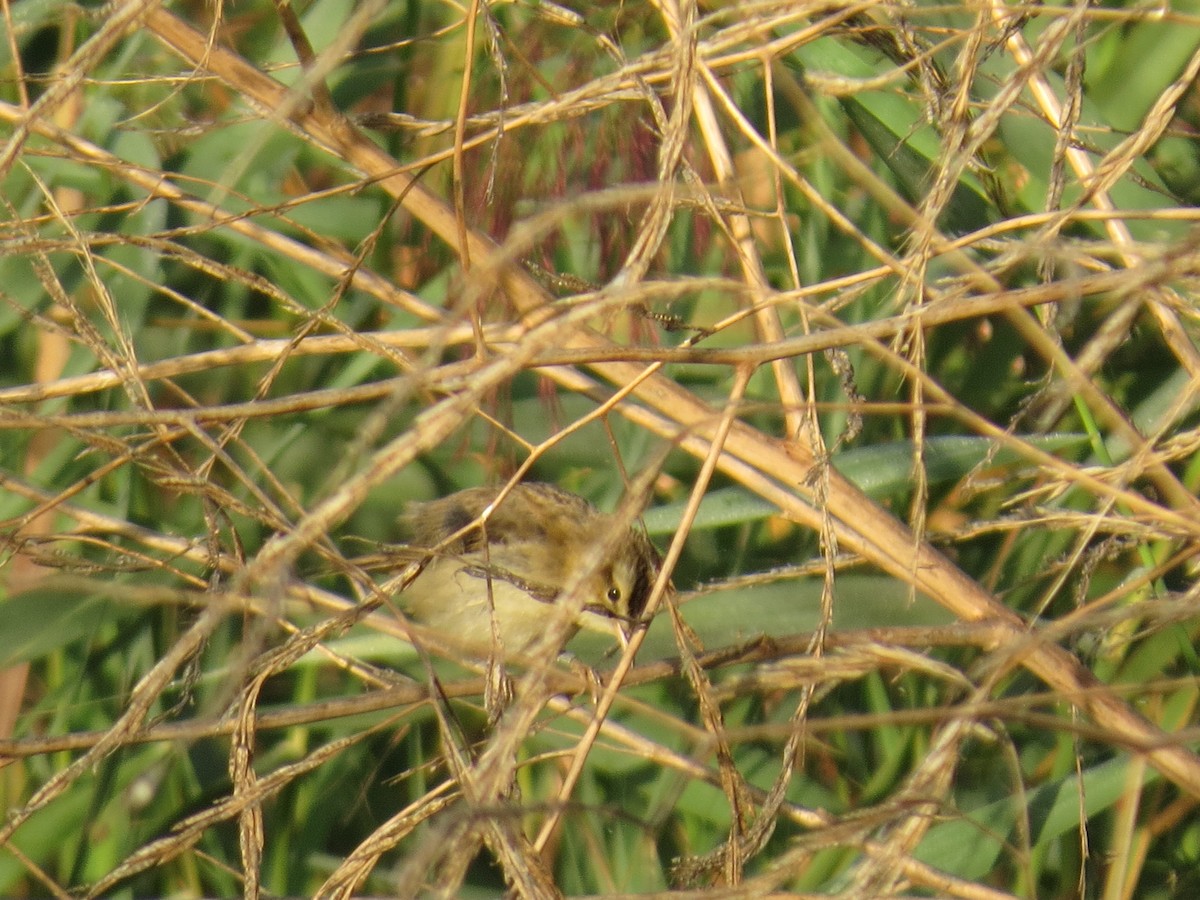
[[443, 505, 473, 534], [625, 538, 660, 622], [443, 505, 480, 551], [627, 565, 651, 621]]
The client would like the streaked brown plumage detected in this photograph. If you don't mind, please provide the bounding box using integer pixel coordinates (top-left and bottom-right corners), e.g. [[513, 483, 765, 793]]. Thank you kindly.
[[396, 483, 662, 655]]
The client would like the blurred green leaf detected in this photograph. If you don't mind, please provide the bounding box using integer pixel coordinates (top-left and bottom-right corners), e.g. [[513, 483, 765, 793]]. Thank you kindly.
[[1086, 7, 1200, 133], [916, 756, 1149, 878], [0, 587, 121, 667]]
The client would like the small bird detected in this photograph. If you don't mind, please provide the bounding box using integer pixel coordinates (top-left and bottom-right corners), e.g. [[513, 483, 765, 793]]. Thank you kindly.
[[394, 482, 662, 657]]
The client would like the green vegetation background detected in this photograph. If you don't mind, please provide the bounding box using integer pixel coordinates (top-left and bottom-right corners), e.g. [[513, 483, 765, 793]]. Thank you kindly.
[[3, 0, 1200, 896]]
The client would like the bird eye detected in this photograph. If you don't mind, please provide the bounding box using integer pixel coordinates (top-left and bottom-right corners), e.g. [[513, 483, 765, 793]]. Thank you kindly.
[[606, 586, 622, 604]]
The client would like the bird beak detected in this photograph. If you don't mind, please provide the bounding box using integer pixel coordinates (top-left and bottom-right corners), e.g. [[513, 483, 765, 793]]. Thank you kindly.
[[616, 625, 630, 651]]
